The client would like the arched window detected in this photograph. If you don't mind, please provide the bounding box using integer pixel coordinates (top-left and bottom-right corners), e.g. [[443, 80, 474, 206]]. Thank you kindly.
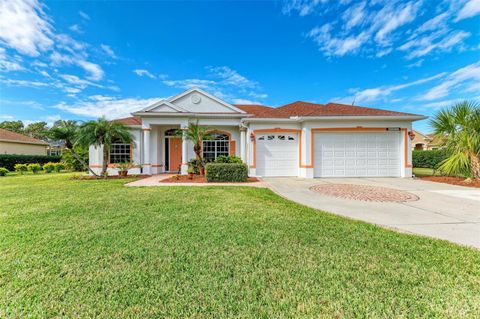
[[110, 139, 131, 163], [203, 133, 229, 162]]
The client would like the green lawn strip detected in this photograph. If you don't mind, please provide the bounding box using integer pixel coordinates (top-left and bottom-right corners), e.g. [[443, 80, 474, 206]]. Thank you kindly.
[[0, 174, 479, 318]]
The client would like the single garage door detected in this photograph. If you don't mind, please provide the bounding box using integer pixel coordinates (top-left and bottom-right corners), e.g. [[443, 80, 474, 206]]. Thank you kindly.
[[256, 133, 298, 176], [314, 132, 401, 177]]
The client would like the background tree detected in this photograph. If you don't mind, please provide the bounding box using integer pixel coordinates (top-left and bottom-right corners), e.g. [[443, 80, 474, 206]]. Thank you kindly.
[[49, 120, 98, 176], [0, 120, 24, 133], [77, 118, 133, 177], [430, 101, 480, 179], [24, 121, 49, 140]]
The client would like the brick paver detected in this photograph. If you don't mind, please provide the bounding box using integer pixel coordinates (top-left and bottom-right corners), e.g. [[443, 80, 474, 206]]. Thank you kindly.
[[309, 184, 419, 202]]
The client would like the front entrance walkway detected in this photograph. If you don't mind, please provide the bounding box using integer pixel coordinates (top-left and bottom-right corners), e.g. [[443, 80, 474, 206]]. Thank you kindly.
[[263, 177, 480, 249]]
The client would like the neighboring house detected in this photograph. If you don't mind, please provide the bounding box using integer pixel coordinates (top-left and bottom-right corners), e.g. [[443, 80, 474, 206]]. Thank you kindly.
[[46, 140, 65, 156], [89, 88, 426, 178], [412, 130, 443, 150], [0, 128, 48, 155]]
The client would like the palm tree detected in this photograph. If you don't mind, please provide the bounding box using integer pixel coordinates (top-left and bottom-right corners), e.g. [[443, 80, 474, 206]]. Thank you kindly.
[[430, 101, 480, 179], [177, 121, 211, 172], [49, 120, 98, 176], [77, 118, 134, 177]]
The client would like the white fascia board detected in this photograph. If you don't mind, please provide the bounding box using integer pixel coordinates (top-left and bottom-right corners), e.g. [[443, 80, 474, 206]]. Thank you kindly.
[[168, 87, 247, 114], [294, 115, 428, 121], [132, 112, 248, 118], [241, 118, 298, 123]]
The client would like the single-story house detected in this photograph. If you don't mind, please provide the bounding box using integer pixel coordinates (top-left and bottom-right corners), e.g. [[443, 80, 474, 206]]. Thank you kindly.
[[89, 88, 426, 178], [0, 128, 48, 155], [412, 130, 443, 150]]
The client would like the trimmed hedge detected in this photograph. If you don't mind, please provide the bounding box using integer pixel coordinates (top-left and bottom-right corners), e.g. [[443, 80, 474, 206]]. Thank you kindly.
[[412, 150, 448, 169], [0, 154, 61, 171], [205, 163, 248, 182]]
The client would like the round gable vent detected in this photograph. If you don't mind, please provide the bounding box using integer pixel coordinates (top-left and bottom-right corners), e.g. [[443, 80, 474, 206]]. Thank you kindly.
[[191, 94, 201, 104]]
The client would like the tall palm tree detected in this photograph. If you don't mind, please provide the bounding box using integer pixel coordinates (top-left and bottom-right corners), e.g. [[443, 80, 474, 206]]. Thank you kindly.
[[48, 120, 98, 176], [430, 101, 480, 179], [77, 118, 134, 177]]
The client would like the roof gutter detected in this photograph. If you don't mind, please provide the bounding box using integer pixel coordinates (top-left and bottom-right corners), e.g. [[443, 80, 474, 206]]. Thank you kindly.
[[292, 115, 428, 121]]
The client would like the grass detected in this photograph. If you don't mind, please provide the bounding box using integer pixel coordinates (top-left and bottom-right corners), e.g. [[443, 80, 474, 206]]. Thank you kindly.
[[412, 167, 442, 176], [1, 174, 479, 318]]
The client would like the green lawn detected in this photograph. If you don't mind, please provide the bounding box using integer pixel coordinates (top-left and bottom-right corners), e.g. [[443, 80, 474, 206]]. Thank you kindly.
[[1, 174, 479, 318]]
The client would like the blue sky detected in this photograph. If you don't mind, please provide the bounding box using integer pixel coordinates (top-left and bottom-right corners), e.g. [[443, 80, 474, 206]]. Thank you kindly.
[[0, 0, 479, 132]]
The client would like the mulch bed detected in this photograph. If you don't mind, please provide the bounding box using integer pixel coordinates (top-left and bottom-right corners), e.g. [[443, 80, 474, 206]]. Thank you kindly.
[[417, 176, 480, 188], [160, 174, 259, 183], [72, 174, 150, 180]]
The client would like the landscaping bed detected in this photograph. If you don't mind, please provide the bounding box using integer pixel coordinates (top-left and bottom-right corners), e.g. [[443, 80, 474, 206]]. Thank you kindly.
[[160, 174, 259, 183], [418, 176, 480, 188]]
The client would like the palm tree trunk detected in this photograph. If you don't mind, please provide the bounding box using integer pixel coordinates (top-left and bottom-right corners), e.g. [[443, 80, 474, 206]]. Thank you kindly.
[[102, 146, 109, 178], [69, 148, 99, 177], [470, 153, 480, 179]]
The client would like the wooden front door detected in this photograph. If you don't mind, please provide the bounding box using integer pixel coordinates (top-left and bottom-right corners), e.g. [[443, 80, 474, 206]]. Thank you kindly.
[[169, 138, 182, 172]]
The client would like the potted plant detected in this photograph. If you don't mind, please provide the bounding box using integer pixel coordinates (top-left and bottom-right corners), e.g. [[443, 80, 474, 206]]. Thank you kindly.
[[115, 161, 134, 177]]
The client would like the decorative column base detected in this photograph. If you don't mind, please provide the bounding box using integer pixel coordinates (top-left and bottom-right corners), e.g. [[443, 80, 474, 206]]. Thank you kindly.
[[180, 163, 188, 175], [143, 164, 151, 175]]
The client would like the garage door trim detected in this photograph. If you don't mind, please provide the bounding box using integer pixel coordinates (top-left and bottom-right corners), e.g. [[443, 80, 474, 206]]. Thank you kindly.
[[250, 128, 301, 169]]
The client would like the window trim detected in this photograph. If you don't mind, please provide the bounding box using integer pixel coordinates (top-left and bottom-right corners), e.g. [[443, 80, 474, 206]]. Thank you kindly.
[[202, 131, 230, 162], [109, 141, 132, 164]]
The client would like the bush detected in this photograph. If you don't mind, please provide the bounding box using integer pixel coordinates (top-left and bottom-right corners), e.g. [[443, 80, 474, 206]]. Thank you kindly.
[[0, 154, 61, 171], [214, 155, 243, 163], [14, 163, 28, 174], [0, 167, 9, 176], [205, 163, 248, 182], [61, 147, 88, 171], [54, 162, 66, 172], [27, 163, 42, 174], [412, 150, 448, 169], [188, 158, 204, 174], [43, 162, 56, 173]]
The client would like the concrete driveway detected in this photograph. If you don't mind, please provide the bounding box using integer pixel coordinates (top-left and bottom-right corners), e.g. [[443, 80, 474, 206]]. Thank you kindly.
[[263, 177, 480, 249]]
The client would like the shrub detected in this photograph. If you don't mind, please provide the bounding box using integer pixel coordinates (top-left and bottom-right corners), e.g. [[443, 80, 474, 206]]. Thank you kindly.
[[27, 163, 42, 174], [188, 158, 204, 174], [214, 155, 243, 163], [412, 150, 448, 169], [0, 154, 61, 171], [61, 147, 88, 171], [43, 162, 56, 173], [54, 162, 66, 172], [0, 167, 9, 176], [205, 163, 248, 182], [14, 163, 28, 174]]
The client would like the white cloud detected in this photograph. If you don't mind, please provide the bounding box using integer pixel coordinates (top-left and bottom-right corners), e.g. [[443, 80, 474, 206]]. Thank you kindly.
[[163, 78, 216, 90], [0, 78, 49, 87], [455, 0, 480, 21], [400, 30, 470, 59], [307, 24, 369, 56], [69, 24, 82, 34], [0, 114, 14, 119], [207, 66, 257, 88], [77, 60, 104, 81], [0, 47, 24, 71], [55, 96, 163, 119], [373, 2, 420, 46], [340, 72, 447, 104], [133, 69, 156, 79], [100, 44, 116, 59], [0, 0, 53, 56], [420, 61, 480, 100], [342, 1, 366, 30], [79, 11, 90, 20]]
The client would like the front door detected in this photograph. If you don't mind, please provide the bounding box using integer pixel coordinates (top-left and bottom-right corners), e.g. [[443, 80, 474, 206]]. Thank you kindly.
[[169, 138, 182, 172]]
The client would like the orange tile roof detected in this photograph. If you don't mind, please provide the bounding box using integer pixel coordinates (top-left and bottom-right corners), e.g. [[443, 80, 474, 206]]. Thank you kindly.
[[0, 128, 48, 145], [114, 117, 141, 125], [236, 101, 421, 118]]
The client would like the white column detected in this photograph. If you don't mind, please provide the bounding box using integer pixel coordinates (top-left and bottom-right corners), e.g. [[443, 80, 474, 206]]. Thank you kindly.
[[143, 127, 151, 175], [181, 128, 188, 175], [240, 127, 246, 163]]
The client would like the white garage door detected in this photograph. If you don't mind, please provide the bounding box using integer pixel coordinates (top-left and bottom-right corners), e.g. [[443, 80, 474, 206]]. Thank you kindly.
[[256, 133, 298, 176], [314, 132, 401, 177]]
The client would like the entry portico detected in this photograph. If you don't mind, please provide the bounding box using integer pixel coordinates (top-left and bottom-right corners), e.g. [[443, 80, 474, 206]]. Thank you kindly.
[[88, 87, 426, 178]]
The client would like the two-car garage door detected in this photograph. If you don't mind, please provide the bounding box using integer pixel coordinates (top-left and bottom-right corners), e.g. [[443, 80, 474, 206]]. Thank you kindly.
[[313, 132, 401, 177]]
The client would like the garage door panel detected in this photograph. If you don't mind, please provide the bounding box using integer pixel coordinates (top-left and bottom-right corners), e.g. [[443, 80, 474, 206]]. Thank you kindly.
[[314, 132, 401, 177], [256, 133, 298, 177]]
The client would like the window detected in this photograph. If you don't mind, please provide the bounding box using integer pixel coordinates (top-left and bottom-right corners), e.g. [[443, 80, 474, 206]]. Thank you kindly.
[[203, 133, 229, 162], [288, 136, 295, 141], [258, 136, 265, 141], [278, 135, 285, 140], [267, 135, 275, 140], [110, 140, 131, 163]]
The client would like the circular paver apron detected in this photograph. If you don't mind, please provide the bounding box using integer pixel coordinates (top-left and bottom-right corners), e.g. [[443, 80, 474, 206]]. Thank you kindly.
[[309, 184, 419, 202]]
